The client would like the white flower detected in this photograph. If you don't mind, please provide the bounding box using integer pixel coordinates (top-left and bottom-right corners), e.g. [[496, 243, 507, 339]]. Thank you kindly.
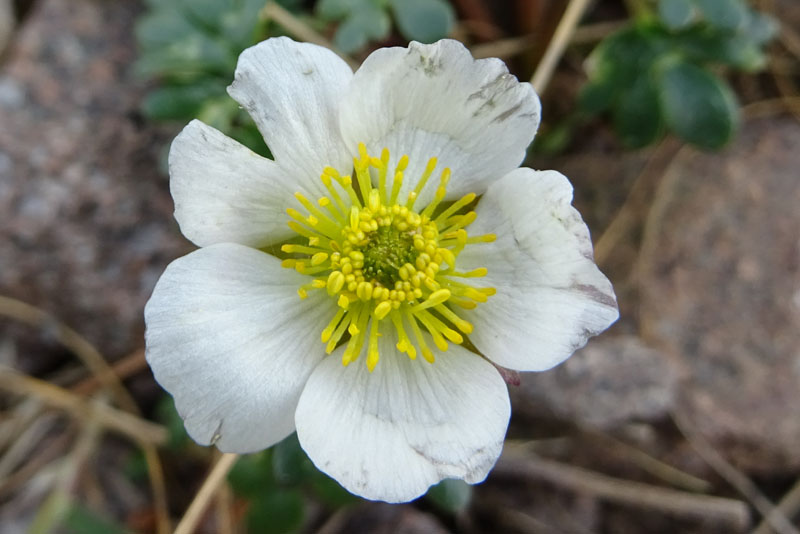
[[144, 37, 618, 503]]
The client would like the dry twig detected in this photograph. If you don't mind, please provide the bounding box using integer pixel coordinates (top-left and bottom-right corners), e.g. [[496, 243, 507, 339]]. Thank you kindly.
[[174, 453, 239, 534], [496, 446, 750, 529], [0, 366, 167, 445], [530, 0, 592, 93], [260, 2, 359, 70], [672, 410, 799, 534]]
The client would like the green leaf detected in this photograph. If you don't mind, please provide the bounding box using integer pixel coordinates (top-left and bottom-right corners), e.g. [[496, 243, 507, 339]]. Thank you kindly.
[[317, 0, 362, 20], [612, 74, 665, 148], [426, 479, 472, 513], [389, 0, 455, 43], [272, 433, 314, 485], [585, 25, 668, 88], [578, 78, 617, 115], [334, 4, 391, 53], [658, 0, 695, 30], [311, 473, 359, 508], [692, 0, 746, 30], [247, 489, 305, 534], [135, 9, 196, 50], [134, 33, 236, 80], [141, 82, 226, 121], [743, 10, 778, 45], [63, 504, 131, 534], [657, 59, 739, 149], [676, 28, 766, 70], [154, 395, 192, 449], [228, 451, 276, 498]]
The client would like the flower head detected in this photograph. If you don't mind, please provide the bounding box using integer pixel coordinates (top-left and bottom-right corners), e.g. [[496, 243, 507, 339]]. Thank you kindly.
[[145, 37, 618, 503]]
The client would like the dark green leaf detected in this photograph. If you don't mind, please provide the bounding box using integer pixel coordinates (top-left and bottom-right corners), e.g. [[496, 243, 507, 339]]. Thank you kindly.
[[676, 28, 766, 70], [141, 82, 226, 121], [63, 504, 130, 534], [247, 489, 305, 534], [585, 25, 668, 88], [658, 0, 695, 30], [389, 0, 455, 43], [272, 433, 315, 485], [578, 78, 617, 115], [134, 33, 236, 80], [317, 0, 362, 20], [228, 451, 276, 498], [135, 9, 196, 50], [154, 395, 192, 449], [657, 59, 739, 149], [311, 473, 359, 508], [333, 5, 391, 53], [743, 10, 778, 45], [426, 479, 472, 513], [692, 0, 746, 30], [612, 74, 665, 148]]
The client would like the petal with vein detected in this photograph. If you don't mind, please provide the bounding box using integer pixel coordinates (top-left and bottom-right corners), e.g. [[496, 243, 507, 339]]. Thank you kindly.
[[340, 39, 540, 204], [145, 243, 335, 453], [228, 37, 354, 190], [170, 120, 300, 247], [458, 168, 619, 372], [295, 330, 510, 503]]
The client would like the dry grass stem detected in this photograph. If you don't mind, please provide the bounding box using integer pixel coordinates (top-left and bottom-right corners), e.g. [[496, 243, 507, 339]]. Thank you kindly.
[[496, 446, 750, 528], [672, 410, 799, 534], [571, 20, 627, 45], [0, 295, 138, 413], [0, 296, 171, 533], [0, 366, 167, 445], [579, 429, 712, 493], [594, 138, 682, 266], [260, 2, 359, 70], [470, 34, 536, 60], [72, 348, 147, 397], [174, 453, 239, 534], [754, 479, 800, 534], [530, 0, 592, 93]]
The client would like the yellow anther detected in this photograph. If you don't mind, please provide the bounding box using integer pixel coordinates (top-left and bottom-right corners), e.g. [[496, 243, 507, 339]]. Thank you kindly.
[[281, 259, 296, 268], [368, 189, 381, 212], [311, 252, 329, 266], [337, 294, 350, 308], [327, 271, 345, 295], [374, 301, 392, 320]]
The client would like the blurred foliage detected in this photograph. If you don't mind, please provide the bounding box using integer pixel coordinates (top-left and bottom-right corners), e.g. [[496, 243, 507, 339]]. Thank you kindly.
[[135, 0, 453, 155], [62, 504, 132, 534], [317, 0, 454, 53], [135, 0, 274, 156], [580, 0, 777, 150], [228, 433, 358, 533]]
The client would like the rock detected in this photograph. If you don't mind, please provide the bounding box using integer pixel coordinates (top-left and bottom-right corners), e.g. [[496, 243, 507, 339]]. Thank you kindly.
[[511, 335, 678, 429], [0, 0, 187, 365], [638, 116, 800, 473]]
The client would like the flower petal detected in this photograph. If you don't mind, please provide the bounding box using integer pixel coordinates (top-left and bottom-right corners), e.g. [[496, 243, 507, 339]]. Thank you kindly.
[[144, 243, 336, 453], [295, 330, 510, 503], [170, 120, 302, 247], [228, 37, 354, 187], [339, 39, 540, 204], [458, 168, 619, 372]]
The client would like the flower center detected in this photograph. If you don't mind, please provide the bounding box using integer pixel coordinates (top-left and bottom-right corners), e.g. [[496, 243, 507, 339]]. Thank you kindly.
[[281, 143, 495, 372]]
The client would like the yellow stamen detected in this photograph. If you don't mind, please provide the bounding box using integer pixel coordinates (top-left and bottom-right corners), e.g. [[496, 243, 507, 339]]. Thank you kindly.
[[280, 144, 497, 369]]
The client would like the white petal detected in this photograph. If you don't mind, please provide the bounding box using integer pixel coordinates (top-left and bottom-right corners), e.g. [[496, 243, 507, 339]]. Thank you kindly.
[[144, 243, 336, 453], [339, 39, 540, 205], [228, 37, 353, 188], [458, 168, 619, 372], [295, 330, 510, 503], [169, 120, 301, 247]]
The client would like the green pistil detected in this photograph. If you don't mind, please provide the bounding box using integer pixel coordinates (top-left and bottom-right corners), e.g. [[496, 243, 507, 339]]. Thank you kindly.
[[361, 226, 419, 287]]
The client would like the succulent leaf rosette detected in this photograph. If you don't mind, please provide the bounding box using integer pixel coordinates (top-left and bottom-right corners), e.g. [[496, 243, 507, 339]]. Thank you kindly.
[[144, 37, 618, 503]]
